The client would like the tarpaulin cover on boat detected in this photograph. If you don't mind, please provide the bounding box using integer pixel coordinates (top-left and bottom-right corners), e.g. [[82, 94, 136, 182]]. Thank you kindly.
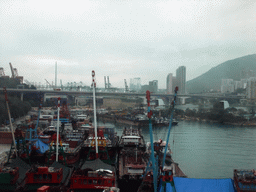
[[161, 177, 235, 192], [81, 158, 115, 172], [35, 139, 49, 153]]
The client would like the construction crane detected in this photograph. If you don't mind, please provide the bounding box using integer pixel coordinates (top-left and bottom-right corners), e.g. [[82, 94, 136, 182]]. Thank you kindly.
[[124, 79, 128, 92]]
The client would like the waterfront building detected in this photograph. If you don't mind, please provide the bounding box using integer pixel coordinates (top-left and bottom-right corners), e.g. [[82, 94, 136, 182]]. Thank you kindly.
[[234, 80, 243, 90], [246, 77, 256, 100], [130, 77, 141, 92], [141, 85, 150, 93], [166, 73, 178, 94], [241, 79, 247, 89], [221, 79, 234, 93], [149, 80, 158, 93], [166, 73, 173, 94], [176, 66, 186, 94]]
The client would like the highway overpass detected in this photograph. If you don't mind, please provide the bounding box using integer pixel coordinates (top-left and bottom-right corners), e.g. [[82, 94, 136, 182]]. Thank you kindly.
[[0, 88, 246, 100]]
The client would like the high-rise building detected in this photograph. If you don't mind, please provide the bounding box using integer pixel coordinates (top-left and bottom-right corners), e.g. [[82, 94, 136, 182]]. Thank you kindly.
[[176, 66, 186, 94], [246, 77, 256, 99], [166, 73, 174, 94], [149, 80, 158, 93], [130, 77, 141, 92], [221, 79, 234, 93]]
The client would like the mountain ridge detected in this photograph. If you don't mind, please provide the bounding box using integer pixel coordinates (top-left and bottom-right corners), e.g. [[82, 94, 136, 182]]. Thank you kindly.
[[186, 54, 256, 93]]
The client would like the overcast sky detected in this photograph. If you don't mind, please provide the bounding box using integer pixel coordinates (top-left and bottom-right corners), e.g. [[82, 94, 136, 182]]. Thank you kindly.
[[1, 0, 256, 89]]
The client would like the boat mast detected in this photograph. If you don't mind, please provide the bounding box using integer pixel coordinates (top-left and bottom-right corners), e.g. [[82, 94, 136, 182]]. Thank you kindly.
[[162, 86, 178, 168], [92, 70, 98, 158], [146, 90, 157, 192], [3, 87, 18, 157], [56, 97, 60, 162]]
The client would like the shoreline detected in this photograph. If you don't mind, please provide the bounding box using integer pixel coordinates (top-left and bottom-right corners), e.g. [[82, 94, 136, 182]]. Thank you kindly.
[[178, 116, 256, 127]]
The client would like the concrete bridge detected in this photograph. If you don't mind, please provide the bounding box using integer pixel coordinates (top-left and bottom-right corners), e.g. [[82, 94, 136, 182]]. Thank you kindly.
[[0, 88, 246, 105]]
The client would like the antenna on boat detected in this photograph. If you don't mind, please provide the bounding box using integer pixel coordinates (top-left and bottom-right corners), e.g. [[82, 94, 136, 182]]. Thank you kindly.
[[146, 90, 157, 192], [92, 70, 99, 159], [162, 86, 178, 169], [3, 87, 18, 157], [56, 97, 60, 162]]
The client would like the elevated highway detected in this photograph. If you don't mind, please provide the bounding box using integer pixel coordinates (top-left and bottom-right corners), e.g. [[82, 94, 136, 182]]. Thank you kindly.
[[0, 88, 246, 99]]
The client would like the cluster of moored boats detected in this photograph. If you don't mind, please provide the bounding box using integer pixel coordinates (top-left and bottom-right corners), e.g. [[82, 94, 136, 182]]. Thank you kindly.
[[0, 110, 185, 192]]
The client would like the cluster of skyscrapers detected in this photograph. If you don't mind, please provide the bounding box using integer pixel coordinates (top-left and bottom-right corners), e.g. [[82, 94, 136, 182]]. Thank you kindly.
[[166, 66, 186, 94], [129, 66, 186, 94]]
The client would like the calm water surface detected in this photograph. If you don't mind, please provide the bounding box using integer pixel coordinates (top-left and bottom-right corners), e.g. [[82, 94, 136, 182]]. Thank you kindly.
[[101, 120, 256, 179]]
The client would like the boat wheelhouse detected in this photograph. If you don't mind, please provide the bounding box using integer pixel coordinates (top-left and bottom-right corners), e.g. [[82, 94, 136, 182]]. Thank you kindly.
[[118, 126, 145, 148], [18, 162, 73, 192]]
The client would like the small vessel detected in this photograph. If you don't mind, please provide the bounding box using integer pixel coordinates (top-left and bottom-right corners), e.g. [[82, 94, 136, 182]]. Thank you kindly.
[[234, 169, 256, 192], [0, 126, 13, 144], [17, 162, 73, 192], [118, 126, 148, 191], [53, 101, 70, 124], [0, 166, 20, 191], [118, 126, 145, 148], [46, 134, 82, 166], [69, 71, 117, 191], [69, 158, 117, 191], [82, 126, 118, 164]]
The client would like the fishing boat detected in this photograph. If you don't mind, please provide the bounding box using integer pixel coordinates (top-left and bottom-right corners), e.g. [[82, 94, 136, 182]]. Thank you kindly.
[[137, 88, 185, 192], [0, 166, 19, 191], [53, 101, 70, 124], [117, 126, 148, 192], [46, 133, 82, 166], [69, 70, 118, 192], [83, 127, 117, 164], [234, 169, 256, 192], [17, 162, 73, 192], [69, 158, 117, 191], [0, 126, 13, 144], [118, 126, 145, 149]]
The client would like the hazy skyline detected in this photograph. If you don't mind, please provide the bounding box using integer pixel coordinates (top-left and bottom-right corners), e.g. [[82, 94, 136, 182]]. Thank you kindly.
[[1, 0, 256, 89]]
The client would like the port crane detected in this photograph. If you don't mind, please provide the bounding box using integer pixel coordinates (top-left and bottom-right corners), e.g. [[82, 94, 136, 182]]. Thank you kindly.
[[0, 67, 5, 76], [45, 79, 53, 89], [124, 79, 128, 92], [9, 62, 23, 83]]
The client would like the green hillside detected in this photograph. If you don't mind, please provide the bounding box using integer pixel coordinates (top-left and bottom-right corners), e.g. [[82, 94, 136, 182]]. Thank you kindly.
[[186, 54, 256, 93]]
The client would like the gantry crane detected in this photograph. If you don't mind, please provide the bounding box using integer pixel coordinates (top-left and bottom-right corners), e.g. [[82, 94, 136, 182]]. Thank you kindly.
[[124, 79, 128, 92], [9, 62, 23, 83]]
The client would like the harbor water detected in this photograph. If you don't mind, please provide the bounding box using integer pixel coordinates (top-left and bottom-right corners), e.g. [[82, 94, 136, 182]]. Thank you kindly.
[[103, 120, 256, 179]]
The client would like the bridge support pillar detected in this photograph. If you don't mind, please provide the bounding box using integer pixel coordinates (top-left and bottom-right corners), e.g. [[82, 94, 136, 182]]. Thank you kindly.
[[180, 97, 186, 105], [21, 92, 23, 102]]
